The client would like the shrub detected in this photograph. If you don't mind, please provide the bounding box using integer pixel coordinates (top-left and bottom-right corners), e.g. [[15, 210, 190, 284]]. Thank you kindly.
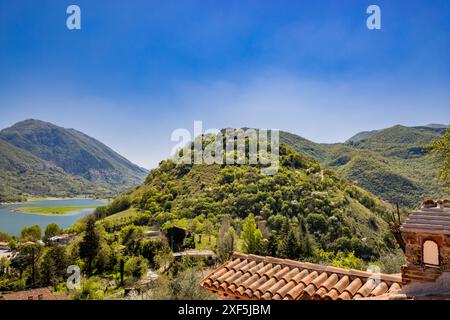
[[306, 213, 328, 233], [124, 256, 147, 279], [20, 225, 42, 241]]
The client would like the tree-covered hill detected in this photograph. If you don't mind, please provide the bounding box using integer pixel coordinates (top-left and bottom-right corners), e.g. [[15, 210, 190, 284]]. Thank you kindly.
[[103, 141, 399, 263], [0, 139, 111, 201], [281, 124, 449, 208], [0, 119, 148, 199]]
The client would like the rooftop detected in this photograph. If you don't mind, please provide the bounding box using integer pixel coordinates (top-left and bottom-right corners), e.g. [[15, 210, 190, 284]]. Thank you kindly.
[[401, 199, 450, 235], [0, 288, 67, 300], [200, 253, 402, 300], [173, 249, 216, 258], [48, 233, 74, 241], [0, 241, 10, 248]]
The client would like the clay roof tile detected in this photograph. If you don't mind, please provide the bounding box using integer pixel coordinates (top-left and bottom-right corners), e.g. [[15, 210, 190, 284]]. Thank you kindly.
[[303, 272, 329, 297], [337, 278, 363, 300], [370, 282, 389, 296], [200, 253, 402, 300], [354, 278, 377, 299]]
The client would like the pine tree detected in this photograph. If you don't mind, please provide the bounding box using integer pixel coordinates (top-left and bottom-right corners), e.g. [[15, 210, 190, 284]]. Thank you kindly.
[[278, 220, 301, 259], [299, 218, 313, 258], [79, 216, 100, 276], [267, 232, 278, 257]]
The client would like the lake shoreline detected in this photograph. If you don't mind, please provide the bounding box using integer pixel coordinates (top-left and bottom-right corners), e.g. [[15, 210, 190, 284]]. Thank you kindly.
[[14, 206, 98, 216], [0, 198, 108, 236], [1, 197, 109, 206]]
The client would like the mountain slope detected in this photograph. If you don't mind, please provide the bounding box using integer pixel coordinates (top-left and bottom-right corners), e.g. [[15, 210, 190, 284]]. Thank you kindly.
[[0, 119, 147, 193], [0, 139, 111, 201], [118, 141, 396, 261], [346, 130, 379, 144], [280, 125, 449, 208]]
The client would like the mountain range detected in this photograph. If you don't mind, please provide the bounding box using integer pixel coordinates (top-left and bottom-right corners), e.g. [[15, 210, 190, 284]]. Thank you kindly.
[[0, 119, 147, 201], [0, 119, 447, 207], [280, 124, 449, 208]]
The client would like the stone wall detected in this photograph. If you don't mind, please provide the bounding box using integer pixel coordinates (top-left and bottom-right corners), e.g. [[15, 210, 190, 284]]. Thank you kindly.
[[403, 231, 450, 269], [402, 271, 450, 296]]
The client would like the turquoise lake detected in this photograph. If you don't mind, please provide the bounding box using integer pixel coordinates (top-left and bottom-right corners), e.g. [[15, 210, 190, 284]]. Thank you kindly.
[[0, 199, 107, 236]]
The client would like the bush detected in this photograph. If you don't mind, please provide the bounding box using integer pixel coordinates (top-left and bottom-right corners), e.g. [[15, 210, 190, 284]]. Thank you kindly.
[[71, 276, 106, 300], [0, 232, 12, 242], [124, 256, 147, 279], [20, 225, 42, 241], [331, 251, 365, 270], [94, 196, 131, 219], [149, 268, 217, 300], [306, 213, 328, 233]]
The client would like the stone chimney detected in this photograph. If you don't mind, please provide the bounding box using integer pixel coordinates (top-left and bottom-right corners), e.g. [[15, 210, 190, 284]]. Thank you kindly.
[[400, 199, 450, 296]]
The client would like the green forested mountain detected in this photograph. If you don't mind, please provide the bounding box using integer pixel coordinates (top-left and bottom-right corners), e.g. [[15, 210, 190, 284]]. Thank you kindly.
[[110, 142, 399, 263], [0, 139, 111, 201], [0, 119, 147, 200], [281, 124, 449, 208]]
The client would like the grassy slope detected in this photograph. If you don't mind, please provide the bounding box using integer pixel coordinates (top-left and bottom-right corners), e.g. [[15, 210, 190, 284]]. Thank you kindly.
[[103, 207, 140, 222]]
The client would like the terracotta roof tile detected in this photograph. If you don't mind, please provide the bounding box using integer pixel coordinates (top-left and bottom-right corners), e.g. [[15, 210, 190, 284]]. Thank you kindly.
[[303, 272, 328, 297], [388, 283, 401, 293], [200, 253, 402, 300], [354, 279, 377, 299], [370, 282, 389, 297], [313, 274, 339, 299]]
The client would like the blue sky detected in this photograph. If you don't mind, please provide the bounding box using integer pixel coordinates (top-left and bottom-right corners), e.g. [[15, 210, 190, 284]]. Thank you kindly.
[[0, 0, 449, 168]]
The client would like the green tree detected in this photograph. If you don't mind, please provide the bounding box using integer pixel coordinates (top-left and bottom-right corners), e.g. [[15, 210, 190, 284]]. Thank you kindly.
[[331, 251, 365, 270], [44, 223, 63, 242], [121, 225, 144, 256], [428, 125, 450, 189], [203, 220, 214, 245], [299, 218, 313, 258], [39, 245, 68, 287], [278, 227, 301, 259], [306, 213, 328, 234], [21, 225, 42, 242], [20, 243, 43, 286], [124, 256, 148, 279], [0, 256, 10, 275], [267, 232, 278, 257], [94, 242, 114, 273], [0, 231, 12, 242], [79, 216, 100, 276], [216, 219, 236, 262], [149, 268, 217, 300], [241, 214, 263, 254], [154, 246, 174, 272]]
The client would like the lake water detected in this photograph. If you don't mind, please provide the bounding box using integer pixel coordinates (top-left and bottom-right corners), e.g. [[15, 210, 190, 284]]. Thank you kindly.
[[0, 199, 107, 236]]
